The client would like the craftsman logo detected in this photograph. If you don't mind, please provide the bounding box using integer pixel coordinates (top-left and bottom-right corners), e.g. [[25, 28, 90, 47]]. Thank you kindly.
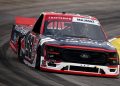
[[47, 16, 72, 21]]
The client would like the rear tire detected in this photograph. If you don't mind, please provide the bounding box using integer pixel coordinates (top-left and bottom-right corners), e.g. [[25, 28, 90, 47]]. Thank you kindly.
[[18, 38, 24, 63]]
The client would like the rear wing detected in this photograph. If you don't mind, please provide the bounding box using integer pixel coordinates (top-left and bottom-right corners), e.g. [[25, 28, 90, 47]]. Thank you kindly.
[[10, 17, 37, 52], [13, 16, 37, 34], [15, 16, 37, 25]]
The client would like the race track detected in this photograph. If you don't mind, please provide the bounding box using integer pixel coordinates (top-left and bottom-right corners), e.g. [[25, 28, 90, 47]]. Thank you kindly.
[[0, 0, 120, 86]]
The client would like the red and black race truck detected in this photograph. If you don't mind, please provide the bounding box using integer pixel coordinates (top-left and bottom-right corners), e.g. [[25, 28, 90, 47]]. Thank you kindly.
[[10, 12, 119, 77]]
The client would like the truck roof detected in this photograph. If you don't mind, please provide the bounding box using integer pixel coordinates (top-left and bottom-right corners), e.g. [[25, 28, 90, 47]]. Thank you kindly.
[[43, 12, 97, 20]]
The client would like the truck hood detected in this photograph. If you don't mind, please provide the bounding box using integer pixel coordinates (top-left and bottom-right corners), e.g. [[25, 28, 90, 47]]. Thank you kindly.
[[41, 36, 115, 51]]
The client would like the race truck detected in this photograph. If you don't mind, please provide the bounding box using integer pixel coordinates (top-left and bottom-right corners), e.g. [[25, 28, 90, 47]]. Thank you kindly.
[[10, 12, 119, 77]]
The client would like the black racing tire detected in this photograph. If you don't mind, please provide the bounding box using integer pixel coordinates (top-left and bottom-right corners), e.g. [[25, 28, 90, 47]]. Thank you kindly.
[[18, 37, 24, 63], [35, 46, 41, 69]]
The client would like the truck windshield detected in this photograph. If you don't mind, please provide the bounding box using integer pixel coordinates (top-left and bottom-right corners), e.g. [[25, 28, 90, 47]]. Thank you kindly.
[[43, 20, 106, 41]]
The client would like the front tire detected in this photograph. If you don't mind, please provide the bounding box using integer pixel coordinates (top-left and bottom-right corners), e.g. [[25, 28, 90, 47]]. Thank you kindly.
[[35, 46, 41, 69]]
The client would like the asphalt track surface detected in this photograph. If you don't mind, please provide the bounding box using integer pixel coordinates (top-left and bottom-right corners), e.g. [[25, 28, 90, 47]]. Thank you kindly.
[[0, 0, 120, 86]]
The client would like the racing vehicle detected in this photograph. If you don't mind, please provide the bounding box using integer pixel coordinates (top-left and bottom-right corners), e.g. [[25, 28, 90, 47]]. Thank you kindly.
[[10, 12, 119, 77], [109, 36, 120, 60]]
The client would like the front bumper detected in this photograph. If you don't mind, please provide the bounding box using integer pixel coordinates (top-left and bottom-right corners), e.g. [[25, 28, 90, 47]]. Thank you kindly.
[[40, 67, 119, 78], [42, 44, 120, 77], [40, 59, 119, 78]]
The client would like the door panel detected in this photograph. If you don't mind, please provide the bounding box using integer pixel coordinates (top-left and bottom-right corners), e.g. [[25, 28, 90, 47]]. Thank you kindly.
[[24, 32, 39, 64]]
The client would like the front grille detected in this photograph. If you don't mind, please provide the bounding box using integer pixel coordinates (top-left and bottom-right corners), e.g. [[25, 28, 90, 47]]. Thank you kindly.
[[62, 49, 108, 65], [46, 45, 118, 66]]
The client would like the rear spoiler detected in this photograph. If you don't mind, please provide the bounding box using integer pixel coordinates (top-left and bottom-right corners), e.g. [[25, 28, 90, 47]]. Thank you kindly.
[[15, 16, 37, 25]]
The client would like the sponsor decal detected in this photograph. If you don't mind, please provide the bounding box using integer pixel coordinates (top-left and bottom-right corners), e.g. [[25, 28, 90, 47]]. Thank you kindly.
[[72, 17, 100, 26], [46, 16, 72, 21]]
